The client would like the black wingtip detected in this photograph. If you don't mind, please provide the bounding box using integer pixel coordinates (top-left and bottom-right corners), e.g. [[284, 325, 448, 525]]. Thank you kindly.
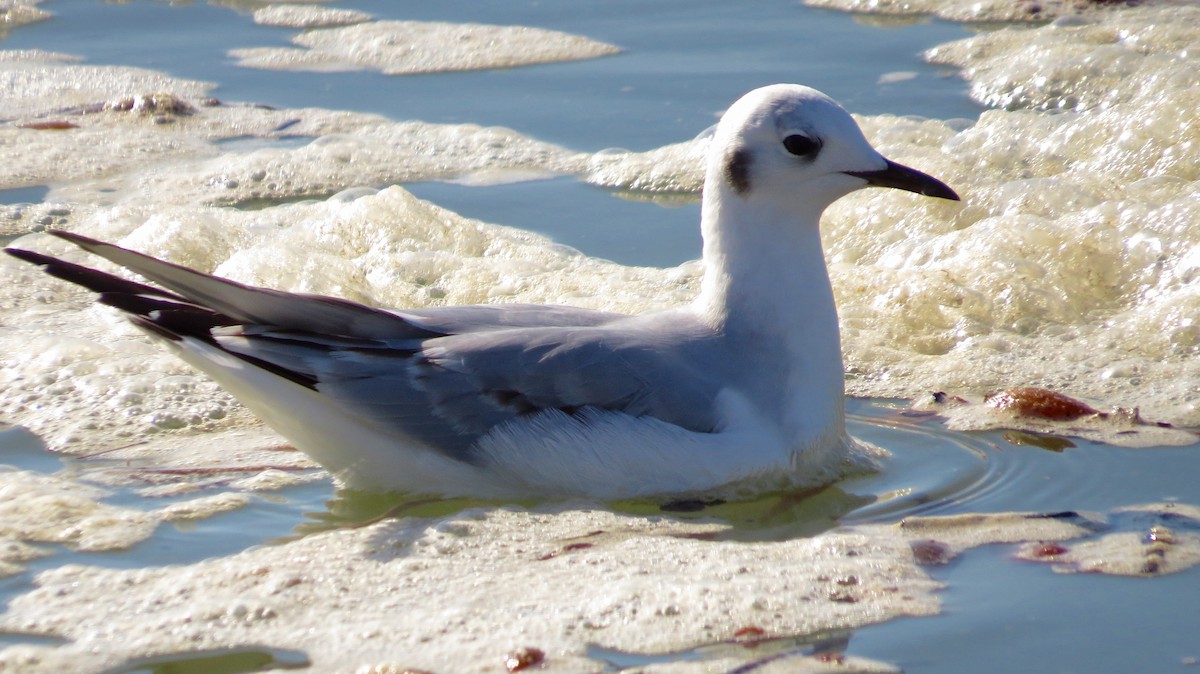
[[12, 234, 325, 393], [5, 246, 56, 267], [5, 244, 189, 301]]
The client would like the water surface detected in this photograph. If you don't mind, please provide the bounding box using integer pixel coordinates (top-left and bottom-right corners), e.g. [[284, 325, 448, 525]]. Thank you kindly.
[[1, 2, 1198, 673]]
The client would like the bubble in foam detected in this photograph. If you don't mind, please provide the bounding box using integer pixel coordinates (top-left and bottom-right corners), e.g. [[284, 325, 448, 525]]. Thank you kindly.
[[229, 20, 620, 75]]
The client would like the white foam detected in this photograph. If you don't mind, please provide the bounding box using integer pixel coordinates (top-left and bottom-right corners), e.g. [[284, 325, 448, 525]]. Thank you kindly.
[[230, 20, 620, 75], [157, 493, 251, 521], [0, 469, 151, 556], [1015, 503, 1200, 576], [251, 4, 372, 29], [0, 502, 1123, 672], [101, 119, 589, 210], [0, 505, 1062, 673], [0, 54, 211, 119], [0, 462, 313, 577], [584, 139, 710, 194], [0, 55, 598, 237], [823, 5, 1200, 425], [926, 7, 1200, 113], [804, 0, 1157, 23], [0, 0, 50, 39]]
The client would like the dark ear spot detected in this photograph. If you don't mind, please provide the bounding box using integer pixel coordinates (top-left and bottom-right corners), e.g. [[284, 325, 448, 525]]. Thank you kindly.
[[724, 147, 752, 196]]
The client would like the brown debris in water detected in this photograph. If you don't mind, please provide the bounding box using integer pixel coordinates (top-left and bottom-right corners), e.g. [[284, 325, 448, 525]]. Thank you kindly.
[[503, 647, 544, 672], [909, 539, 954, 566], [732, 625, 768, 642], [815, 651, 848, 664], [983, 387, 1099, 421], [1028, 542, 1070, 558], [17, 120, 78, 130], [911, 387, 1195, 448], [103, 92, 197, 117], [535, 528, 620, 560], [1015, 504, 1200, 577]]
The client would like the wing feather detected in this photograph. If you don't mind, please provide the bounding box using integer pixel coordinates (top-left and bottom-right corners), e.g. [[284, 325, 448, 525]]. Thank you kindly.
[[48, 231, 441, 341]]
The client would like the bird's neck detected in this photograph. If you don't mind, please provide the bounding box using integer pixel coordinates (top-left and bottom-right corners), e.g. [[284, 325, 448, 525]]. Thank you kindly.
[[694, 187, 836, 338], [692, 185, 846, 441]]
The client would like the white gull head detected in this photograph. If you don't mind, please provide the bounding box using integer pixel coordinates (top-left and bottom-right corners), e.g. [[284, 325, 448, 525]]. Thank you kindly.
[[705, 84, 958, 214]]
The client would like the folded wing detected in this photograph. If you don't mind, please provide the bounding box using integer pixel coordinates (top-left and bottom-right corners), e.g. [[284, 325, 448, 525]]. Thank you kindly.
[[6, 233, 723, 467]]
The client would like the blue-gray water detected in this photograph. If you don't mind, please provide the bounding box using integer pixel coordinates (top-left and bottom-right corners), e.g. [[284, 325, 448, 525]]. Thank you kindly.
[[2, 2, 1198, 673]]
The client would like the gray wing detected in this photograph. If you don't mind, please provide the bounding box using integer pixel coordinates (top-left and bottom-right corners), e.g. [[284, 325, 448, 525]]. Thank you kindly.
[[278, 320, 726, 464], [416, 320, 724, 434], [399, 304, 626, 333]]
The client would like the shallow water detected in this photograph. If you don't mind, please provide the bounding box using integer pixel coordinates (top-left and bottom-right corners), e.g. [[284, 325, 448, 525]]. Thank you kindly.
[[1, 1, 1199, 673], [1, 0, 977, 271], [2, 0, 979, 147], [4, 403, 1199, 671]]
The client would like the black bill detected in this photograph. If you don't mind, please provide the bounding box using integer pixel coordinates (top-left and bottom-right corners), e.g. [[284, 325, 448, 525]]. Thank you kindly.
[[844, 158, 960, 201]]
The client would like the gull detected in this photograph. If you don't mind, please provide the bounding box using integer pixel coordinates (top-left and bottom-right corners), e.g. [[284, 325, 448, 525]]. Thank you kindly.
[[6, 84, 959, 500]]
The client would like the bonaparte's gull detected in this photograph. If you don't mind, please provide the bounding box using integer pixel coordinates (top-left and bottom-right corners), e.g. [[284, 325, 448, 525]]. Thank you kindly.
[[6, 84, 959, 499]]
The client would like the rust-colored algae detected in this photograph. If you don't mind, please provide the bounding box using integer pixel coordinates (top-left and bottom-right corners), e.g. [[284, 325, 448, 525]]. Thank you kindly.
[[503, 647, 545, 672], [984, 387, 1099, 421], [1030, 542, 1070, 558], [909, 539, 954, 566], [18, 120, 78, 130]]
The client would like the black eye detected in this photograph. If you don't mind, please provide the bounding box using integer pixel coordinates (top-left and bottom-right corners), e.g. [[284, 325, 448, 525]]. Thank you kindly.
[[783, 134, 821, 158]]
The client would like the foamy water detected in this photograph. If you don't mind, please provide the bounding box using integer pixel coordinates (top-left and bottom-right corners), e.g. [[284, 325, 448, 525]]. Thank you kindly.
[[0, 1, 1198, 672], [231, 20, 620, 74]]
